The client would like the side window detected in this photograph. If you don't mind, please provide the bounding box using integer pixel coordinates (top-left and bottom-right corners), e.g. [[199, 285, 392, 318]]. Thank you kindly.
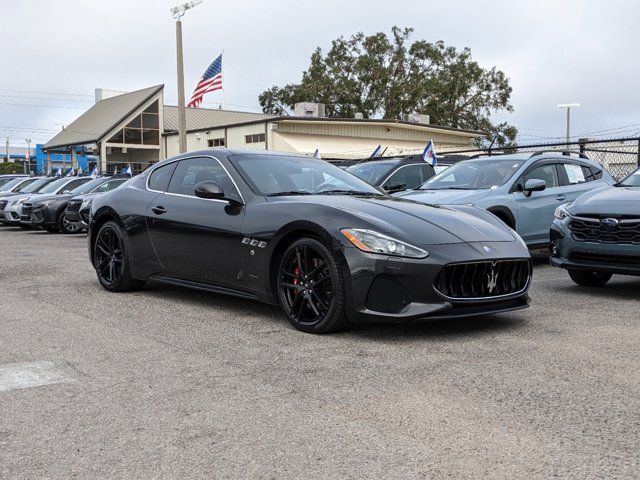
[[562, 163, 586, 184], [94, 180, 125, 193], [148, 163, 177, 192], [168, 157, 239, 200], [581, 165, 596, 182], [383, 165, 423, 189], [420, 164, 435, 184], [524, 164, 559, 188], [63, 179, 88, 191]]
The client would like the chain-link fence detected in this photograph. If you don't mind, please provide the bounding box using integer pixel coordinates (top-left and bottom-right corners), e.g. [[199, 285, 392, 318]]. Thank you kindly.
[[440, 137, 640, 180]]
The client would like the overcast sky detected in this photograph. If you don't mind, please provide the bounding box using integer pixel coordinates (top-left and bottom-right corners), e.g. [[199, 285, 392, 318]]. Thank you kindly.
[[2, 0, 639, 148]]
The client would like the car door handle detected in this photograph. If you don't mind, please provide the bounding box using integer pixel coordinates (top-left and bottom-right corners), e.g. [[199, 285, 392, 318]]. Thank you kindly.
[[151, 206, 167, 215], [556, 195, 566, 201]]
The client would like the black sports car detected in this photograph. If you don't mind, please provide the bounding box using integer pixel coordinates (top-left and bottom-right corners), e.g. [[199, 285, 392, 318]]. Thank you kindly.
[[89, 150, 532, 333]]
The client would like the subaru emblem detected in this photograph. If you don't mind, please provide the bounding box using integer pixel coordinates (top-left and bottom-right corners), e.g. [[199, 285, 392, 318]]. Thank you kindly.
[[483, 245, 494, 254], [601, 218, 619, 229]]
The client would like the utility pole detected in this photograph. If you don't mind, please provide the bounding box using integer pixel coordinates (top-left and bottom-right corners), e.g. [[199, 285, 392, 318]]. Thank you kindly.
[[558, 103, 580, 147], [171, 1, 203, 154], [4, 137, 9, 163], [25, 138, 32, 174]]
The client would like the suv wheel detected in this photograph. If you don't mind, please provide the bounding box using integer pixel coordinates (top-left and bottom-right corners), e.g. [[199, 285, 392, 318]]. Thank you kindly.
[[58, 212, 82, 234], [568, 269, 612, 287]]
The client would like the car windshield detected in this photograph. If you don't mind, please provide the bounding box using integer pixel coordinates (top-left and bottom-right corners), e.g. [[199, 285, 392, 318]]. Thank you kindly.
[[420, 159, 525, 190], [69, 178, 105, 194], [346, 161, 397, 185], [0, 177, 27, 192], [38, 178, 70, 194], [618, 168, 640, 187], [0, 178, 16, 188], [231, 154, 382, 196], [20, 178, 50, 193]]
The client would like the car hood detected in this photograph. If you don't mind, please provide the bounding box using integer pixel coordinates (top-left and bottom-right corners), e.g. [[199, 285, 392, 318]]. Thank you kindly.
[[568, 185, 640, 216], [396, 188, 493, 205], [28, 194, 73, 205], [271, 195, 516, 245]]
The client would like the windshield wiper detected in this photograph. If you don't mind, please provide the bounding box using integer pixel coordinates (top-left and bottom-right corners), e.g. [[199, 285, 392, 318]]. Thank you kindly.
[[421, 186, 474, 191], [267, 191, 312, 197], [316, 189, 384, 196]]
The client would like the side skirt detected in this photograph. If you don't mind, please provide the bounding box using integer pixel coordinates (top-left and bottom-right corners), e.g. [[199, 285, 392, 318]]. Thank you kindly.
[[149, 275, 259, 301]]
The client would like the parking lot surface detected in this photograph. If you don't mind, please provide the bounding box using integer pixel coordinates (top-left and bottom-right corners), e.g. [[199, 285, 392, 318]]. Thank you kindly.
[[0, 227, 639, 479]]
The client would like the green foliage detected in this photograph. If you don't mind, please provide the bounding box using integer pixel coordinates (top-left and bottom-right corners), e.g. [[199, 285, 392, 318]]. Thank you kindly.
[[259, 27, 518, 146], [0, 162, 24, 174]]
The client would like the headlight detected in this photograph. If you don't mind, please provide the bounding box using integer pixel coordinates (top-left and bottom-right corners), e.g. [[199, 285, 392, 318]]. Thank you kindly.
[[341, 228, 429, 258], [80, 198, 93, 210], [15, 197, 28, 205], [37, 199, 59, 207], [554, 203, 572, 220]]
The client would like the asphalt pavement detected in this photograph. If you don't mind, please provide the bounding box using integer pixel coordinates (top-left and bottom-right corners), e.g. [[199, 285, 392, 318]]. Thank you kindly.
[[0, 226, 639, 479]]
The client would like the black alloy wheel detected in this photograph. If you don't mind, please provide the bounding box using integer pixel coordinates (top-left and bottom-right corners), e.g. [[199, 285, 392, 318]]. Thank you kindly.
[[93, 221, 144, 292], [58, 212, 82, 234], [568, 269, 613, 287], [277, 238, 348, 333]]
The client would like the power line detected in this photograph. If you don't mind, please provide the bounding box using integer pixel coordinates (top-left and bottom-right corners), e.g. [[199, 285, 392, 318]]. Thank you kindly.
[[0, 102, 86, 110], [0, 88, 93, 98]]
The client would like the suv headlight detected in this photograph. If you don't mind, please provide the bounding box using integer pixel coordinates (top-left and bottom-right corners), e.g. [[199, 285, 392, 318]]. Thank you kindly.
[[554, 203, 572, 220], [37, 199, 59, 207], [341, 228, 429, 258], [80, 198, 93, 210]]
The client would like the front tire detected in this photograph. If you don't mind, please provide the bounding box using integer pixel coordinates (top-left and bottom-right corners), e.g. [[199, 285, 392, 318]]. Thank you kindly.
[[93, 221, 144, 292], [568, 269, 612, 287], [58, 212, 82, 234], [276, 238, 349, 334]]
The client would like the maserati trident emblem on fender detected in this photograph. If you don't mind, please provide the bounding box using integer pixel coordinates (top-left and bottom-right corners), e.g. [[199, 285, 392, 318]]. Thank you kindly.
[[486, 268, 498, 294]]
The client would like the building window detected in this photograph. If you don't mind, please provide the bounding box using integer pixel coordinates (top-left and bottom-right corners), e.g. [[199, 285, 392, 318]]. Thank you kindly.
[[208, 138, 225, 147], [106, 100, 160, 146], [245, 133, 265, 144]]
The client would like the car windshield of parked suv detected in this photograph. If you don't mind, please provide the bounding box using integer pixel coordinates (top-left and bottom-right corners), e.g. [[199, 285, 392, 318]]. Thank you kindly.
[[346, 161, 397, 185], [69, 178, 108, 194], [20, 178, 51, 193], [232, 154, 383, 196], [0, 177, 16, 188], [0, 177, 27, 192], [617, 168, 640, 187], [419, 159, 525, 190], [38, 178, 70, 194]]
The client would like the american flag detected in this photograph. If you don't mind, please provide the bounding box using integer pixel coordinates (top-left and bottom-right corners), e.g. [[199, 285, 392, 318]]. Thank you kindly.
[[188, 53, 223, 108]]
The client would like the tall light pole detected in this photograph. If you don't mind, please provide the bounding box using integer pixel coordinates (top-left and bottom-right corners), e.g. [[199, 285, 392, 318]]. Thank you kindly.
[[25, 138, 32, 174], [170, 1, 203, 154], [558, 103, 580, 146]]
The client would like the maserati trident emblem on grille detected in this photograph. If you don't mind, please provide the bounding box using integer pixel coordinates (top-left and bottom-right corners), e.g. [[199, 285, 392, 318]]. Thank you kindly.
[[486, 268, 498, 294]]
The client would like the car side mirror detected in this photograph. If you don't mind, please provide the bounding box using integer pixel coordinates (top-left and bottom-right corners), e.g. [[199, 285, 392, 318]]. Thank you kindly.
[[194, 181, 225, 199], [524, 179, 546, 196], [383, 182, 407, 193]]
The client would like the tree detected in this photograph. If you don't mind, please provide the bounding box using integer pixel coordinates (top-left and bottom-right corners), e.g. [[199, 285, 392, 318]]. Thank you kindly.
[[259, 27, 517, 146], [0, 161, 24, 174]]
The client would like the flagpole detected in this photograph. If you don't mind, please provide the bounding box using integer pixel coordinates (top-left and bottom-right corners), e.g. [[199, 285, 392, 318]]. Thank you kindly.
[[221, 48, 225, 110]]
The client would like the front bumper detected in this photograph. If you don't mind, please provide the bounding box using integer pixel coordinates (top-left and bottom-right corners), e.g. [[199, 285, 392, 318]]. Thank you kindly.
[[21, 206, 56, 227], [550, 220, 640, 277], [343, 240, 532, 323], [65, 208, 89, 227]]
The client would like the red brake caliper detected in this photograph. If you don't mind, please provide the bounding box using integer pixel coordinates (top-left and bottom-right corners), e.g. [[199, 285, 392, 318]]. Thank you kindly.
[[293, 266, 300, 294]]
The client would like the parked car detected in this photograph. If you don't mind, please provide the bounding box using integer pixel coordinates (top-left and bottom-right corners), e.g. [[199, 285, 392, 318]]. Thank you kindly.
[[0, 176, 39, 196], [65, 176, 131, 231], [396, 152, 614, 248], [19, 176, 94, 233], [550, 166, 640, 286], [343, 155, 436, 193], [89, 150, 532, 334], [0, 177, 59, 227], [0, 174, 28, 189]]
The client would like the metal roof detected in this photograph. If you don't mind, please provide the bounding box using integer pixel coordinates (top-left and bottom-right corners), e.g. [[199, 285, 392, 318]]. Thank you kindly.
[[163, 106, 276, 133], [43, 85, 163, 151]]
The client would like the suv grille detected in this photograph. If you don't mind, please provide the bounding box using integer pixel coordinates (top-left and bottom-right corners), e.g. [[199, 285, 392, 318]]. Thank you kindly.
[[570, 251, 640, 267], [434, 259, 531, 300], [21, 203, 34, 216], [67, 199, 82, 213], [570, 216, 640, 244]]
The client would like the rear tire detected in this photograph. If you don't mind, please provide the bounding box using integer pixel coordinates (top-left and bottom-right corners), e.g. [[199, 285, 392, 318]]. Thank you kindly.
[[568, 269, 612, 287], [93, 221, 144, 292], [276, 238, 349, 334]]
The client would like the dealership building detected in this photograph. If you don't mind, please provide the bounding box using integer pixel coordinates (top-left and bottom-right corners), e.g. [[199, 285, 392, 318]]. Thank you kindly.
[[42, 85, 483, 174]]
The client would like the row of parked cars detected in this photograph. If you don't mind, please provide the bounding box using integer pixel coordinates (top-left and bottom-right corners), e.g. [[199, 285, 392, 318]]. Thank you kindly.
[[0, 174, 129, 233], [2, 149, 638, 333]]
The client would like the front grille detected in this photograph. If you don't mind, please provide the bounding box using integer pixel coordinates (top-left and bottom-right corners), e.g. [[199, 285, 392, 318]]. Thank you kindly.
[[570, 216, 640, 244], [434, 259, 531, 300], [0, 199, 7, 211], [21, 203, 34, 216], [570, 251, 640, 267], [67, 200, 82, 213]]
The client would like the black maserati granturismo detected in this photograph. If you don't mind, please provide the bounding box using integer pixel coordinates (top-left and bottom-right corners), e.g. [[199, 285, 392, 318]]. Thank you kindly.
[[89, 150, 532, 333]]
